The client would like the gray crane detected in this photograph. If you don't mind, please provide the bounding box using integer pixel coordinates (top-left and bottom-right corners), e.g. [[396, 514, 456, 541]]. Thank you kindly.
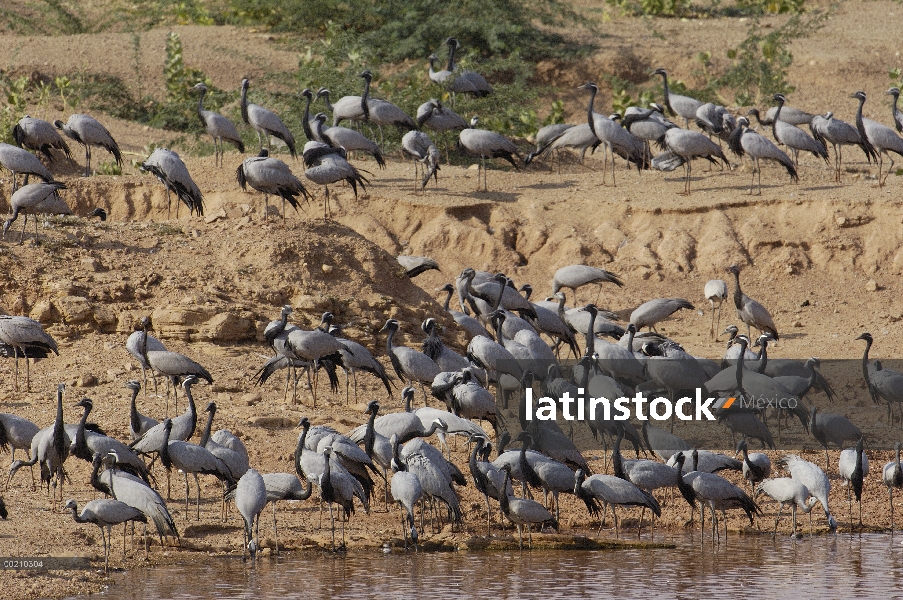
[[554, 294, 624, 341], [888, 87, 903, 133], [705, 279, 728, 339], [642, 421, 691, 461], [73, 398, 150, 483], [320, 446, 363, 549], [468, 435, 512, 533], [459, 116, 522, 191], [0, 142, 54, 191], [736, 438, 771, 490], [727, 116, 797, 194], [199, 402, 249, 482], [91, 451, 179, 546], [661, 126, 728, 195], [274, 316, 349, 407], [438, 284, 491, 338], [0, 413, 40, 488], [810, 406, 861, 471], [259, 472, 312, 553], [579, 82, 648, 185], [416, 99, 468, 161], [126, 328, 166, 396], [629, 298, 693, 332], [134, 318, 212, 413], [498, 464, 556, 549], [770, 94, 829, 167], [141, 147, 205, 218], [326, 324, 392, 402], [357, 70, 417, 136], [0, 315, 59, 392], [311, 112, 385, 168], [611, 429, 679, 505], [427, 53, 453, 86], [779, 453, 837, 532], [754, 477, 817, 535], [398, 437, 463, 532], [748, 104, 814, 127], [524, 123, 575, 170], [12, 116, 71, 163], [397, 255, 440, 279], [652, 68, 703, 128], [727, 264, 779, 340], [551, 264, 623, 306], [348, 387, 446, 444], [442, 38, 493, 101], [316, 86, 364, 128], [851, 90, 903, 186], [401, 130, 440, 191], [856, 332, 903, 425], [159, 418, 236, 520], [235, 468, 267, 559], [3, 181, 69, 245], [695, 102, 735, 145], [575, 469, 660, 538], [838, 437, 868, 528], [721, 412, 774, 450], [65, 499, 146, 573], [125, 380, 158, 441], [190, 82, 244, 167], [130, 375, 199, 455], [240, 78, 296, 157], [884, 442, 903, 529], [644, 345, 710, 432], [621, 104, 671, 163], [237, 149, 310, 222], [673, 451, 760, 541], [380, 320, 441, 402], [302, 140, 370, 220], [809, 112, 874, 183], [54, 114, 122, 177], [421, 318, 470, 374], [389, 439, 424, 548], [666, 447, 742, 476], [524, 123, 601, 173]]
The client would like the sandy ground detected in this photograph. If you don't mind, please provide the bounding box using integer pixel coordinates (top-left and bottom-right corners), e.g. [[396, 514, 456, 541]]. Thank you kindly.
[[2, 1, 903, 598]]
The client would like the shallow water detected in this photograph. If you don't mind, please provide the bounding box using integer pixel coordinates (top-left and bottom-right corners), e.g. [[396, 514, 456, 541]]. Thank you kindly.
[[73, 532, 903, 599]]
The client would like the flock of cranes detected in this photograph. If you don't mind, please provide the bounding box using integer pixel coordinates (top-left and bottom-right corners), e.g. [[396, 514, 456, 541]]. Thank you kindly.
[[2, 35, 903, 576], [4, 39, 901, 237], [2, 255, 903, 571]]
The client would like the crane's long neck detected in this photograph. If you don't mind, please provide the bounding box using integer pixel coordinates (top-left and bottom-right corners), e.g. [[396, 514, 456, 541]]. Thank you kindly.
[[861, 337, 872, 385], [184, 388, 197, 439], [805, 362, 818, 394], [756, 340, 768, 374], [392, 437, 406, 472], [240, 83, 250, 124], [320, 91, 334, 112], [492, 281, 506, 311], [442, 287, 452, 312], [735, 343, 746, 394], [492, 315, 504, 344], [302, 95, 314, 142], [612, 432, 626, 480], [584, 310, 597, 358], [731, 270, 743, 309], [68, 503, 87, 524], [363, 409, 377, 458], [159, 425, 172, 470], [196, 89, 207, 129], [659, 73, 674, 115], [199, 406, 215, 447], [585, 86, 598, 138], [75, 403, 90, 459], [447, 43, 457, 71], [90, 455, 108, 496], [314, 118, 332, 148], [499, 470, 512, 514], [321, 452, 334, 498], [129, 388, 141, 437], [360, 78, 371, 122], [53, 387, 66, 461], [626, 326, 636, 354], [854, 96, 867, 143], [294, 425, 308, 479], [771, 99, 784, 140], [385, 326, 396, 354]]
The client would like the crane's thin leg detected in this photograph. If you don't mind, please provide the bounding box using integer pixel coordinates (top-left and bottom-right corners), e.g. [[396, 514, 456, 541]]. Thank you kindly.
[[101, 525, 109, 574], [890, 488, 895, 531], [710, 303, 716, 339], [517, 524, 523, 550], [195, 473, 202, 520], [85, 146, 91, 177], [329, 503, 336, 550], [273, 502, 280, 554]]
